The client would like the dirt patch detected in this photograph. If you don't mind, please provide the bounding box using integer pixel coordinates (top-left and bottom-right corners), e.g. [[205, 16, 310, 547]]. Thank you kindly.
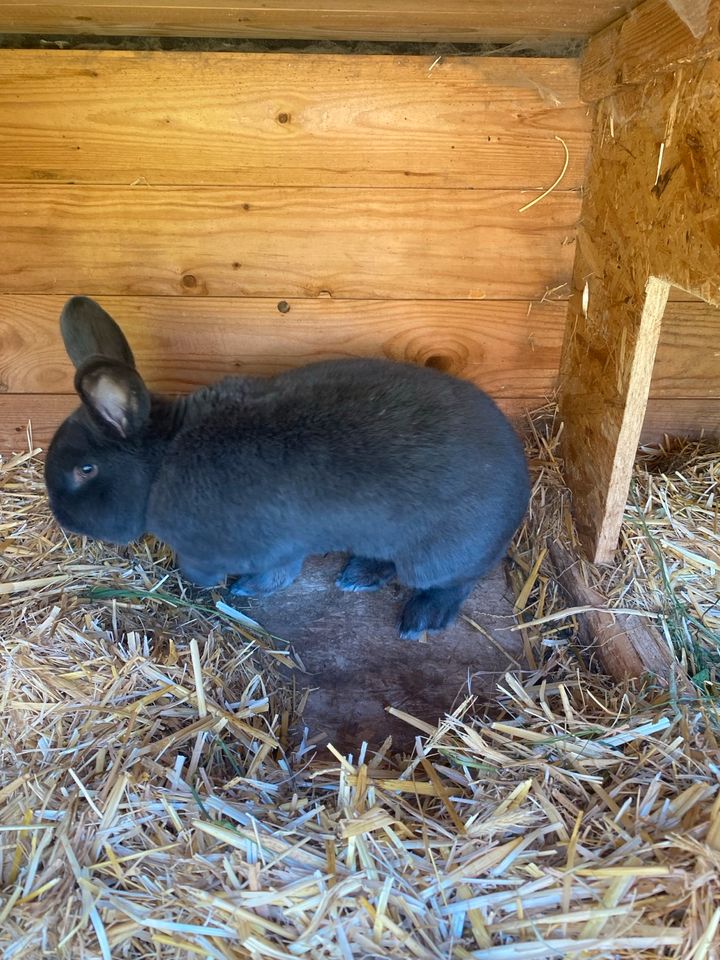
[[232, 554, 523, 753]]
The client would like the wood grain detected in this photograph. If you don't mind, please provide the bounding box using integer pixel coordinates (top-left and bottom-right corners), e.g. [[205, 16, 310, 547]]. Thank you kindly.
[[0, 51, 590, 190], [640, 399, 720, 443], [558, 57, 720, 562], [1, 295, 714, 400], [0, 0, 640, 43], [0, 185, 580, 299], [0, 296, 565, 396], [653, 301, 720, 397], [581, 0, 720, 101]]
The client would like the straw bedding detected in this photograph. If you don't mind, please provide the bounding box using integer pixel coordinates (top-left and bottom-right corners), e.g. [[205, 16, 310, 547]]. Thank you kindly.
[[1, 415, 719, 959]]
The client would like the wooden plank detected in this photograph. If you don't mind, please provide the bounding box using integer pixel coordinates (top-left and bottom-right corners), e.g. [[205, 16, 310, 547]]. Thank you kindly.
[[0, 185, 580, 300], [558, 57, 720, 562], [581, 0, 720, 102], [0, 296, 565, 396], [0, 0, 641, 43], [1, 295, 714, 400], [4, 393, 716, 457], [640, 398, 720, 443], [653, 301, 720, 397], [0, 394, 534, 455], [0, 51, 590, 191]]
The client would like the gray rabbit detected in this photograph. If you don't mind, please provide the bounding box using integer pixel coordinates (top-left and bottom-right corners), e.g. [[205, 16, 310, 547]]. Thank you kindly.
[[45, 297, 530, 638]]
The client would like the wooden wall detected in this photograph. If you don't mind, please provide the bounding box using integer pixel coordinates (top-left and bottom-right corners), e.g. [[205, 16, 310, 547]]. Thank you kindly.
[[0, 0, 639, 43], [0, 49, 713, 455], [0, 50, 591, 453]]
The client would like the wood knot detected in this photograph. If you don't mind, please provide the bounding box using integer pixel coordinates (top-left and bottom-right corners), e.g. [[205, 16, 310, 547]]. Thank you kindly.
[[423, 354, 454, 373]]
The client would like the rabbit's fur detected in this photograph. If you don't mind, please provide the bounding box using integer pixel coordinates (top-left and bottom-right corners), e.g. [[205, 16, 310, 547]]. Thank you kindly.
[[45, 297, 530, 639]]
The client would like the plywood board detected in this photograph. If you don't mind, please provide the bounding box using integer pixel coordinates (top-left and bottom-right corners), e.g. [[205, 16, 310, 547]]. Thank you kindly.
[[0, 51, 590, 190], [0, 0, 641, 43], [0, 185, 579, 299]]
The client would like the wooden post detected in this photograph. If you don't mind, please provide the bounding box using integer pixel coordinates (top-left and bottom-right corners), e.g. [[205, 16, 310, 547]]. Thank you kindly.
[[558, 0, 720, 563]]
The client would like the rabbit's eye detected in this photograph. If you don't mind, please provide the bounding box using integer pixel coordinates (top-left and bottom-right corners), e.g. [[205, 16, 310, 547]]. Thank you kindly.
[[73, 463, 98, 484]]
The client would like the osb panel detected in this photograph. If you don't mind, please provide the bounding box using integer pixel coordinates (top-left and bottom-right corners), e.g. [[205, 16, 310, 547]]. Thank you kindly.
[[559, 58, 720, 562]]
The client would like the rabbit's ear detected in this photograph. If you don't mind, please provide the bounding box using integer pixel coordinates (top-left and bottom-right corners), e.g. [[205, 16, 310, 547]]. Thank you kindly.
[[76, 360, 150, 439], [60, 296, 136, 370]]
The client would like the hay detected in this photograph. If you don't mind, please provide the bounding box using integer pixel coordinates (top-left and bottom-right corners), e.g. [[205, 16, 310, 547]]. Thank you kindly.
[[603, 437, 720, 687], [518, 137, 570, 214], [2, 418, 720, 959]]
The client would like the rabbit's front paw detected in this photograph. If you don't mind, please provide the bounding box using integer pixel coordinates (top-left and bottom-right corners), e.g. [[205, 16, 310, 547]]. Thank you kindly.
[[336, 556, 396, 592], [398, 581, 474, 640]]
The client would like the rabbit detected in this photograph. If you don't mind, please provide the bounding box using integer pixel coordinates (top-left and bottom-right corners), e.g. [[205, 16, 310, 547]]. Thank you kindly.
[[45, 296, 531, 639]]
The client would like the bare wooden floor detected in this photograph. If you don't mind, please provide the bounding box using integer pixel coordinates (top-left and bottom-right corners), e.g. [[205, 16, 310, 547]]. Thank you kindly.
[[230, 555, 523, 753]]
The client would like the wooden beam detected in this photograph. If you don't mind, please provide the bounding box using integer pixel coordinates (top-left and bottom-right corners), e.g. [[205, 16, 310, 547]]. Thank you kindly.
[[558, 28, 720, 562], [0, 51, 590, 191], [0, 0, 640, 43], [581, 0, 720, 102]]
